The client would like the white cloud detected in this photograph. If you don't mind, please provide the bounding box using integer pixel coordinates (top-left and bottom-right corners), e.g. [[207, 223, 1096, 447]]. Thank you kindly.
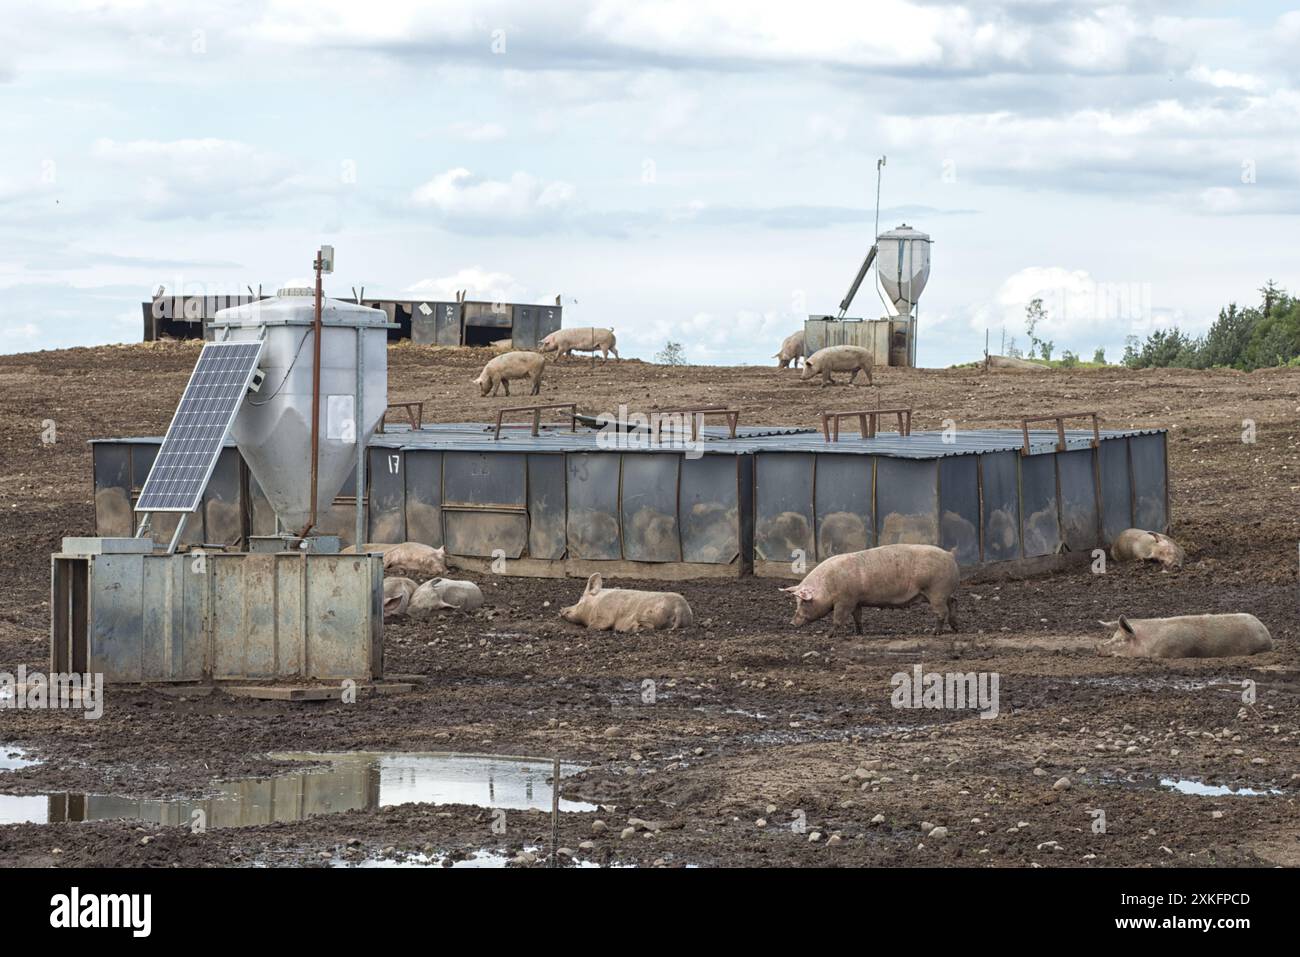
[[446, 121, 508, 142], [410, 168, 576, 233], [90, 137, 319, 218], [404, 267, 527, 303]]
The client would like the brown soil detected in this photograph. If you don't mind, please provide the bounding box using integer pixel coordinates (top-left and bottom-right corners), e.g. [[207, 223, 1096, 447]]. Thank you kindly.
[[0, 341, 1297, 868]]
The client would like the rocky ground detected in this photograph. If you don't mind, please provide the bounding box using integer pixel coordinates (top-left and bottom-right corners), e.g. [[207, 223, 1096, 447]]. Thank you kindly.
[[0, 341, 1296, 867]]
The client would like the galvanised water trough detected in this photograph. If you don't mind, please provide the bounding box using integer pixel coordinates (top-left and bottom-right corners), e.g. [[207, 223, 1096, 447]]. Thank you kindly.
[[89, 415, 1168, 581]]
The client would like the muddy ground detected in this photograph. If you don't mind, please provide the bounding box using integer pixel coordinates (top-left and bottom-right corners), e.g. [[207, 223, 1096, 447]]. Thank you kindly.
[[0, 341, 1297, 867]]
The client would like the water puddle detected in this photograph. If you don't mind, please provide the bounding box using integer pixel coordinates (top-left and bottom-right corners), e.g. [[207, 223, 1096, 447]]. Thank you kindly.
[[333, 846, 609, 868], [1160, 778, 1283, 798], [0, 751, 595, 828], [0, 746, 39, 772]]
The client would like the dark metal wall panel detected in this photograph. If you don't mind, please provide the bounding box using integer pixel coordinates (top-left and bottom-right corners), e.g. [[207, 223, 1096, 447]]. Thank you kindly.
[[540, 306, 562, 340], [444, 509, 527, 558], [93, 444, 133, 537], [621, 454, 682, 563], [1020, 454, 1061, 558], [754, 453, 815, 563], [367, 448, 407, 543], [938, 456, 980, 566], [1130, 433, 1169, 532], [464, 302, 513, 328], [876, 457, 938, 545], [404, 450, 443, 547], [813, 454, 873, 560], [444, 451, 526, 507], [680, 454, 740, 564], [1057, 449, 1099, 553], [566, 453, 622, 560], [980, 452, 1020, 562], [202, 447, 244, 545], [512, 306, 541, 349], [1098, 438, 1133, 543], [436, 302, 461, 345], [410, 302, 438, 345], [527, 454, 566, 559], [130, 444, 158, 496]]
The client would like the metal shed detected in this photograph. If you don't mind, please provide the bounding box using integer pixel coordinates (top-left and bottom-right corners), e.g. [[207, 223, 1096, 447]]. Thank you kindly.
[[91, 417, 1168, 581]]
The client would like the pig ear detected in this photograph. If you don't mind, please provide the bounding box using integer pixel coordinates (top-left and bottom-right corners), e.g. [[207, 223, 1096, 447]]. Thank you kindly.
[[1097, 620, 1117, 630], [1118, 615, 1135, 635], [783, 584, 815, 601], [585, 573, 602, 594]]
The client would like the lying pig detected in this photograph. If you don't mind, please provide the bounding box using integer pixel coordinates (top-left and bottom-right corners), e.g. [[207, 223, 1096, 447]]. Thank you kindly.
[[382, 542, 448, 580], [774, 330, 806, 369], [383, 577, 418, 619], [1097, 614, 1272, 658], [538, 327, 619, 360], [559, 573, 693, 632], [801, 345, 875, 387], [781, 544, 959, 636], [474, 351, 546, 397], [409, 577, 484, 617], [1111, 528, 1186, 571]]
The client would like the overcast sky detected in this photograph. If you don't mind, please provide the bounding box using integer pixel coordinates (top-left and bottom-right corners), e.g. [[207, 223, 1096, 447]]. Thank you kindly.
[[1, 0, 1297, 365]]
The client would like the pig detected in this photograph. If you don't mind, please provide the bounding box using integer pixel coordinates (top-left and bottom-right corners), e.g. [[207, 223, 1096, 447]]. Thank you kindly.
[[474, 351, 546, 397], [559, 573, 693, 632], [382, 542, 448, 580], [1111, 528, 1186, 571], [409, 577, 484, 617], [383, 577, 418, 619], [800, 345, 875, 387], [1096, 614, 1272, 659], [781, 544, 960, 636], [774, 330, 806, 369], [538, 327, 619, 360]]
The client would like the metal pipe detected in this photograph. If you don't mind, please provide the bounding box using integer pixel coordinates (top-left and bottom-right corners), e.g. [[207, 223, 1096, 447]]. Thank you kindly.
[[354, 323, 366, 551], [301, 250, 324, 538]]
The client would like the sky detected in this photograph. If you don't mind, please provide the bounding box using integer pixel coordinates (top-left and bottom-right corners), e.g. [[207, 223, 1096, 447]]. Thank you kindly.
[[0, 0, 1297, 366]]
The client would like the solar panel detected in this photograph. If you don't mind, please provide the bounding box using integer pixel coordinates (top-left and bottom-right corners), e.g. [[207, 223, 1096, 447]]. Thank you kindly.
[[136, 341, 264, 513]]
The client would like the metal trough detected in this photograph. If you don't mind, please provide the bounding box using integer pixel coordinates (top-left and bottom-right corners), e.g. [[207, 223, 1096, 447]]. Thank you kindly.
[[90, 418, 1169, 582]]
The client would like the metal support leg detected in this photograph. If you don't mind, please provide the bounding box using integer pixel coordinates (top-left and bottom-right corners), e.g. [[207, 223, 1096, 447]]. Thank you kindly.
[[354, 326, 366, 551], [166, 512, 190, 555]]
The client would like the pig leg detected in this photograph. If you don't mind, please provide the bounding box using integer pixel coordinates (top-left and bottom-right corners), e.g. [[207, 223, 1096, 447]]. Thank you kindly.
[[852, 605, 863, 635], [829, 602, 856, 636], [945, 595, 960, 632], [821, 369, 832, 387], [848, 368, 859, 385], [503, 379, 511, 396], [530, 371, 542, 395], [611, 346, 620, 359], [862, 365, 873, 386]]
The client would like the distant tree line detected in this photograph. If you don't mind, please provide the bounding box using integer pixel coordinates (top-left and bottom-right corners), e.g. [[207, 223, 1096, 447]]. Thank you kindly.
[[1121, 280, 1299, 370]]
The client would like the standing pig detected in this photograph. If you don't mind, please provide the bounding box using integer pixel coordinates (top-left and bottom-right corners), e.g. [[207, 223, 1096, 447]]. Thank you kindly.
[[559, 574, 693, 632], [774, 330, 806, 369], [409, 578, 484, 617], [474, 351, 546, 397], [801, 345, 875, 387], [538, 327, 619, 360], [383, 542, 448, 580], [1111, 529, 1186, 571], [781, 544, 959, 636], [383, 577, 418, 619], [1097, 614, 1272, 658]]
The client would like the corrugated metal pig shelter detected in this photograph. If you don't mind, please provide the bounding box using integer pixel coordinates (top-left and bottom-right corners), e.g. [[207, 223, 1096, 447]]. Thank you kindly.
[[90, 422, 1168, 580]]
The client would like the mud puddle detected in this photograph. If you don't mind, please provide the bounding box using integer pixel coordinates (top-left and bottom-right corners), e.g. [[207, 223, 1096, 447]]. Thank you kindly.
[[1160, 778, 1284, 797], [0, 751, 595, 827]]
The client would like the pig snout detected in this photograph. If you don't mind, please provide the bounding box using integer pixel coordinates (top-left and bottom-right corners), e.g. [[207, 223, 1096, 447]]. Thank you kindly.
[[559, 603, 584, 624]]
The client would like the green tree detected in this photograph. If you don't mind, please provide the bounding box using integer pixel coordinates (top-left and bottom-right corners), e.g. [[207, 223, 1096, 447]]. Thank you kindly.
[[1091, 347, 1106, 365], [655, 341, 686, 365]]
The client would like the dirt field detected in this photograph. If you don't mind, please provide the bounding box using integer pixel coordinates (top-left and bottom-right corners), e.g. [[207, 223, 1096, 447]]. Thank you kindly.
[[1, 341, 1297, 868]]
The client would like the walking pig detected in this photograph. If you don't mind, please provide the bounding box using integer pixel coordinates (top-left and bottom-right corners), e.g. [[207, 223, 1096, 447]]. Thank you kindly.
[[538, 327, 619, 360], [781, 544, 960, 636], [800, 345, 875, 387], [774, 330, 806, 369]]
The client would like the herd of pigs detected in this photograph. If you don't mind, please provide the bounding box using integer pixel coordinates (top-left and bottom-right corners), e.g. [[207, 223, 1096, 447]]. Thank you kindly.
[[455, 326, 1272, 659], [472, 327, 876, 396], [356, 534, 1271, 660]]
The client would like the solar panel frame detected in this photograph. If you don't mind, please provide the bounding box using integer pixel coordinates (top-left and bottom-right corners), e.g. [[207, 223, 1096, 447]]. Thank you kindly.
[[135, 340, 264, 513]]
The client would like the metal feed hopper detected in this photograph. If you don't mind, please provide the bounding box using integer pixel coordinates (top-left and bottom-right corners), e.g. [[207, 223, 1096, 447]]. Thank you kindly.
[[211, 287, 389, 536], [53, 249, 394, 685]]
